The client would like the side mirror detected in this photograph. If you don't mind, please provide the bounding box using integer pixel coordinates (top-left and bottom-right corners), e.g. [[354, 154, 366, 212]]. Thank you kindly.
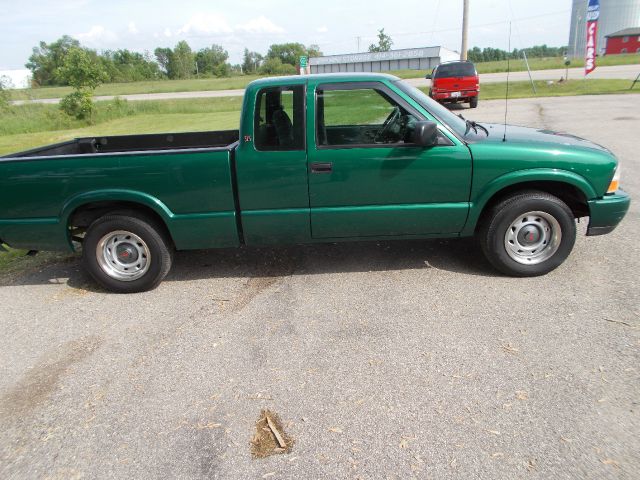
[[425, 73, 432, 80], [413, 121, 439, 147]]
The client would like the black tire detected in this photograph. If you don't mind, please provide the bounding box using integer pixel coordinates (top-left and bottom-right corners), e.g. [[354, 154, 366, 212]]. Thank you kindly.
[[479, 191, 576, 277], [469, 96, 478, 108], [82, 214, 173, 293]]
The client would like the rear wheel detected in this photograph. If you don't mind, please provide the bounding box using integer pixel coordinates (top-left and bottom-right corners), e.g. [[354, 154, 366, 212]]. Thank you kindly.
[[82, 214, 173, 293], [469, 96, 478, 108], [479, 191, 576, 276]]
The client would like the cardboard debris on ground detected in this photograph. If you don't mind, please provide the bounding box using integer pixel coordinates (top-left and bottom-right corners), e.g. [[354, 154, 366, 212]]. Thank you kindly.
[[251, 409, 294, 458]]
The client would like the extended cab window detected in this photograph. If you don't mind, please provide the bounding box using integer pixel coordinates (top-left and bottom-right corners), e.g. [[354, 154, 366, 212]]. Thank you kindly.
[[316, 85, 418, 147], [254, 86, 305, 151]]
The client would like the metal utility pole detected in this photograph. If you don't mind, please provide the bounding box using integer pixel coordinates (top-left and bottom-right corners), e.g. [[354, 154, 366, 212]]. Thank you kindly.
[[461, 0, 469, 60]]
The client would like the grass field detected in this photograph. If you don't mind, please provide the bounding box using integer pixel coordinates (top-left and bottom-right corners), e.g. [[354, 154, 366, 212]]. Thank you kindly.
[[9, 75, 263, 101], [471, 53, 640, 74], [474, 78, 639, 100], [9, 55, 640, 100], [372, 54, 640, 78], [2, 79, 639, 156]]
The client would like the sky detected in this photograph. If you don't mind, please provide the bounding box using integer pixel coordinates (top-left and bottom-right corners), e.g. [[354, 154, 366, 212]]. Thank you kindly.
[[0, 0, 573, 70]]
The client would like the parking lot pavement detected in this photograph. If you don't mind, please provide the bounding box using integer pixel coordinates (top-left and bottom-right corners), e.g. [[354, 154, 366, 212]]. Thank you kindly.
[[1, 94, 638, 479]]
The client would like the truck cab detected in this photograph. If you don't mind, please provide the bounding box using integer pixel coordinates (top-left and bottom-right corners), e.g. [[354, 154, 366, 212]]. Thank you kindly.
[[236, 74, 472, 244]]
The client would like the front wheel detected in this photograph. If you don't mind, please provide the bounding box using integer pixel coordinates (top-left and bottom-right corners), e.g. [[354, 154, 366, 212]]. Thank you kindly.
[[479, 191, 576, 277], [82, 214, 173, 293]]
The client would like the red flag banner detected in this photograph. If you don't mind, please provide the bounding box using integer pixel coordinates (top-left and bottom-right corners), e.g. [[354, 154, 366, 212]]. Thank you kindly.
[[585, 21, 598, 75], [584, 0, 600, 76]]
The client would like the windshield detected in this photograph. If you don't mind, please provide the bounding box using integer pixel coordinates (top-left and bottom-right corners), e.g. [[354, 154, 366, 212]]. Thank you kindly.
[[434, 62, 476, 78], [393, 80, 468, 137]]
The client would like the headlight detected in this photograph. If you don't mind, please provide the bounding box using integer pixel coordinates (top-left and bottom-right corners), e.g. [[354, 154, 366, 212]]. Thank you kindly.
[[607, 164, 621, 194]]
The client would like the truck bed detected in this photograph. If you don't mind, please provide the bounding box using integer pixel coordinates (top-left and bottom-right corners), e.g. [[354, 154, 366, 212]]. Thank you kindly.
[[4, 130, 239, 158], [0, 130, 242, 252]]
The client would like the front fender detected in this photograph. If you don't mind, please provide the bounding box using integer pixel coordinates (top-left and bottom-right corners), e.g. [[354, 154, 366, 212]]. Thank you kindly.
[[461, 169, 598, 236]]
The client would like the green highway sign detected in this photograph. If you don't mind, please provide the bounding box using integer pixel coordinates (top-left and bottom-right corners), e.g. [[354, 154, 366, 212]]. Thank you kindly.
[[299, 56, 308, 68]]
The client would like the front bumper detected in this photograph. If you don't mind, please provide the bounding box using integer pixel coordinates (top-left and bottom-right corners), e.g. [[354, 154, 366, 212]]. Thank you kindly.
[[586, 190, 631, 236]]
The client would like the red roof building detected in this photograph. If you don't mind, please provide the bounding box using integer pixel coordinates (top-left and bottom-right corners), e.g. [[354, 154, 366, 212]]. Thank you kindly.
[[605, 27, 640, 55]]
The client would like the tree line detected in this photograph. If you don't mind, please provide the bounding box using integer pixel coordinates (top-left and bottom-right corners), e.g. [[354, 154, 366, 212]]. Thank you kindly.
[[26, 35, 323, 87], [467, 45, 568, 63], [25, 34, 568, 89]]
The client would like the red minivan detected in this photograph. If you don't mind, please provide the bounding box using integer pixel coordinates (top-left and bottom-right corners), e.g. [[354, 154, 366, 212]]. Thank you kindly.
[[427, 60, 479, 108]]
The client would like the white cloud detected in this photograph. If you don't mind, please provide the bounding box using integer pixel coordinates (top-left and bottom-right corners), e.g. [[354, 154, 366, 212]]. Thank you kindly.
[[164, 28, 172, 38], [236, 16, 284, 34], [128, 22, 139, 34], [177, 13, 233, 35], [316, 26, 329, 33], [74, 25, 118, 44]]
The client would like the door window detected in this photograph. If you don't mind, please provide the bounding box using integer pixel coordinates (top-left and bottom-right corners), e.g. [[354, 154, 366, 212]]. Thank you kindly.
[[316, 85, 418, 147], [254, 86, 305, 151]]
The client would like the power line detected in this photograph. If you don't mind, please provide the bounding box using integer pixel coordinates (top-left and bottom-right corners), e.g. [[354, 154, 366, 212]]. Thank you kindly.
[[314, 9, 570, 48]]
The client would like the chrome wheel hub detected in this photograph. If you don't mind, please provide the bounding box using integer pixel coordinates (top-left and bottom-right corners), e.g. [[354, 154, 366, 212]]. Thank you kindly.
[[96, 231, 150, 281], [504, 211, 561, 265]]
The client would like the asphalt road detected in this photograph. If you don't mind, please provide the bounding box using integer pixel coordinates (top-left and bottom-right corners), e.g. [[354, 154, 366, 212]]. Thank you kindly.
[[406, 63, 640, 88], [12, 64, 640, 105], [1, 94, 638, 479]]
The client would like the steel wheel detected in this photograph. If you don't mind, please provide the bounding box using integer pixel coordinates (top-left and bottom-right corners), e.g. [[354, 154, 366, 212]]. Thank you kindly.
[[479, 191, 576, 277], [96, 230, 151, 281], [504, 211, 561, 264]]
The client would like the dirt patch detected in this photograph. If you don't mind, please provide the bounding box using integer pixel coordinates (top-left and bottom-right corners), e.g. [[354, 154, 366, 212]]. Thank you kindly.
[[251, 409, 294, 458], [49, 285, 92, 302], [229, 277, 280, 313], [0, 335, 102, 418], [0, 249, 76, 287]]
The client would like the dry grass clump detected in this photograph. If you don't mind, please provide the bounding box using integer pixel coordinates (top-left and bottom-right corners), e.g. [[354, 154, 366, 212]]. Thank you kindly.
[[251, 409, 294, 458]]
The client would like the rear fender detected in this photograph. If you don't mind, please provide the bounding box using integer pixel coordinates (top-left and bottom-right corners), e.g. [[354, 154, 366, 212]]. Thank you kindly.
[[60, 190, 174, 249]]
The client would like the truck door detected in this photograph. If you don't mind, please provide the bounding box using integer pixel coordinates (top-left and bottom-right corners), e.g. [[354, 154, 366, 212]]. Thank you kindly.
[[307, 81, 472, 239], [235, 83, 311, 245]]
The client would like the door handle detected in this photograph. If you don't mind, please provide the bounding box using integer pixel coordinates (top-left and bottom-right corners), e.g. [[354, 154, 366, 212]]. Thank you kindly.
[[311, 162, 333, 173]]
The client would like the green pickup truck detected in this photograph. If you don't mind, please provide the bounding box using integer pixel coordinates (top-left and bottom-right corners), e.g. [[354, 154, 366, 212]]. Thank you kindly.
[[0, 73, 630, 292]]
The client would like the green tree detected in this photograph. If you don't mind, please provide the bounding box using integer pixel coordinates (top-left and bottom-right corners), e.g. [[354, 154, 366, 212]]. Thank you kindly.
[[57, 48, 107, 89], [154, 42, 195, 79], [368, 28, 393, 53], [170, 40, 195, 79], [195, 44, 229, 76], [26, 35, 81, 86], [154, 47, 173, 76], [0, 76, 10, 109], [57, 48, 107, 119], [102, 49, 160, 82], [259, 57, 297, 75], [266, 43, 307, 66], [266, 43, 324, 67], [467, 46, 484, 62], [306, 44, 322, 58], [242, 48, 264, 74]]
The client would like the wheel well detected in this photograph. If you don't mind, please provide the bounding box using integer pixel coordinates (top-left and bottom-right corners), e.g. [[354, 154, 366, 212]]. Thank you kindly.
[[475, 181, 590, 232], [68, 201, 173, 245]]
